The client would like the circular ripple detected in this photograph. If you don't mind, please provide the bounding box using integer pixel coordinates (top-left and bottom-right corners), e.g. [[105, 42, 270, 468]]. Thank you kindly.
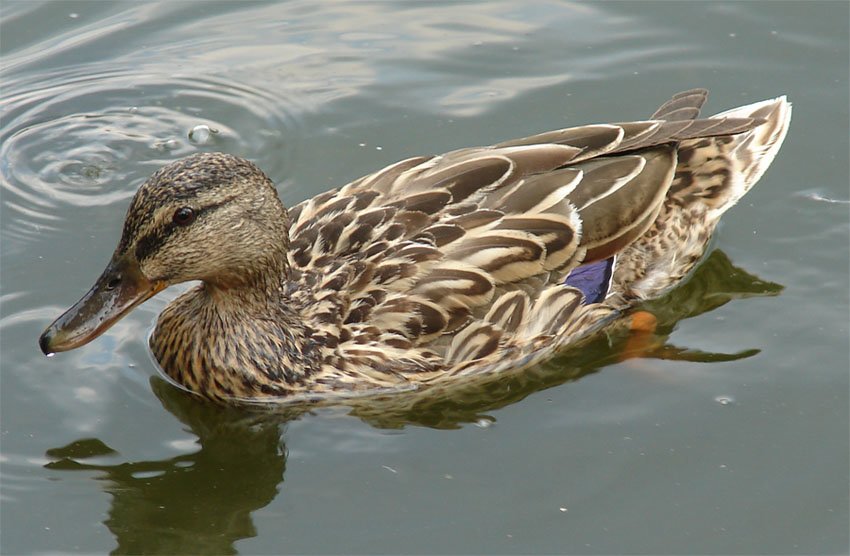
[[0, 67, 304, 225]]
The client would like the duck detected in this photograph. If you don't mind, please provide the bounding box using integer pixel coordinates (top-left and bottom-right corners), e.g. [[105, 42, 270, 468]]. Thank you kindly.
[[39, 89, 791, 404]]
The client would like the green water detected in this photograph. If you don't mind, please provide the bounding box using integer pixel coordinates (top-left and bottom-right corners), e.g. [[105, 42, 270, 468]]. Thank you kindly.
[[1, 1, 848, 554]]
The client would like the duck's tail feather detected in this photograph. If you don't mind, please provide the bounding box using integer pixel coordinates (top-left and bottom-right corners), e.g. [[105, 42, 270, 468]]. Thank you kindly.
[[649, 88, 709, 121], [669, 95, 792, 219], [609, 94, 791, 303]]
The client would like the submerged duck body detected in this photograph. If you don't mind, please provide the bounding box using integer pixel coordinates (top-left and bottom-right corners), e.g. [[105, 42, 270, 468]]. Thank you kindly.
[[40, 89, 791, 403]]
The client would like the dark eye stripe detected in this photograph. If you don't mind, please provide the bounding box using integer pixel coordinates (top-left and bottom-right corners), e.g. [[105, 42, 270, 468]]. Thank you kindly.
[[134, 198, 232, 262]]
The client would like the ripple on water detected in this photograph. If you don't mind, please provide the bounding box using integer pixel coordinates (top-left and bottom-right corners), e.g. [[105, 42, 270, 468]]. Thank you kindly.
[[0, 67, 305, 238]]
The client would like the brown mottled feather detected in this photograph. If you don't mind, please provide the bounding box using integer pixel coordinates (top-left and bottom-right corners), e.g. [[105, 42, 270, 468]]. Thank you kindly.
[[149, 90, 789, 401]]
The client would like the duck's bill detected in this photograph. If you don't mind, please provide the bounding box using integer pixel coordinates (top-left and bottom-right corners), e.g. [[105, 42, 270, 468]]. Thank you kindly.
[[38, 255, 166, 355]]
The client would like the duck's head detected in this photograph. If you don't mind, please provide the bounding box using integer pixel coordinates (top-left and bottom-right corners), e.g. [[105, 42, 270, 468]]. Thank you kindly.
[[39, 152, 290, 354]]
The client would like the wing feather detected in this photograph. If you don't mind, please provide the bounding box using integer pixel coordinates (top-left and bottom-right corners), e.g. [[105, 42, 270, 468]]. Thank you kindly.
[[278, 88, 785, 388]]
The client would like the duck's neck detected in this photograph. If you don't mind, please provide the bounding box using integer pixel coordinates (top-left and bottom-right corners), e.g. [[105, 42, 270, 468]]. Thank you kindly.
[[151, 263, 320, 401], [205, 267, 288, 308], [204, 249, 291, 301]]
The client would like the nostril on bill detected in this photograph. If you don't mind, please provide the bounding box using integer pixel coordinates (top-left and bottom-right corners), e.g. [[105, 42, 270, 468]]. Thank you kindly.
[[106, 277, 122, 290]]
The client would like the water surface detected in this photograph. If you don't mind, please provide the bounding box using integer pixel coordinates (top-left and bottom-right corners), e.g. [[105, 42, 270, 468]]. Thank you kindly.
[[1, 1, 848, 554]]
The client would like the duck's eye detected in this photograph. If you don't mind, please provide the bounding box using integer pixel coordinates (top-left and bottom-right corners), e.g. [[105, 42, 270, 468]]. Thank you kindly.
[[172, 207, 196, 226]]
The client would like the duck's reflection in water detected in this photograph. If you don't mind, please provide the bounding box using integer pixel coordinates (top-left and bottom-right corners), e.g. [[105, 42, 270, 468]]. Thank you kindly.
[[45, 388, 292, 555], [44, 249, 781, 554]]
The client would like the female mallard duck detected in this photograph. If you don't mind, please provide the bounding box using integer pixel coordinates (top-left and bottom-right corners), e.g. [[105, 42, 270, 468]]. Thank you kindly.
[[40, 89, 791, 403]]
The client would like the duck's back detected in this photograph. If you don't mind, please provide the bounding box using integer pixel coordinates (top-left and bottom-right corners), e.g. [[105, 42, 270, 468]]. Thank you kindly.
[[283, 89, 790, 387]]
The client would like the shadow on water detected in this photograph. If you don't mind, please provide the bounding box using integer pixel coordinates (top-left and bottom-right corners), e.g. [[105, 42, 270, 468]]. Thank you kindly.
[[43, 249, 782, 555]]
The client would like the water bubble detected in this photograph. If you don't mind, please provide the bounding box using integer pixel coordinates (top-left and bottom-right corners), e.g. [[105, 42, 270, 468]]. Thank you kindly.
[[46, 352, 55, 358], [188, 124, 219, 145], [714, 395, 735, 406], [69, 13, 79, 19]]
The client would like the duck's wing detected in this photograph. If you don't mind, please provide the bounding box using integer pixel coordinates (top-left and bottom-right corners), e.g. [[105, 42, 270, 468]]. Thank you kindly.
[[286, 90, 767, 378], [287, 89, 762, 272]]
